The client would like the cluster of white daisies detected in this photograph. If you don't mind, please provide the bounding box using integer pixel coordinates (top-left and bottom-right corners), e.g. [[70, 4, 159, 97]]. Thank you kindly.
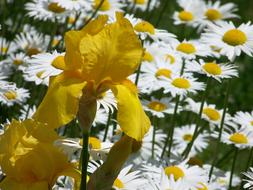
[[1, 0, 253, 189]]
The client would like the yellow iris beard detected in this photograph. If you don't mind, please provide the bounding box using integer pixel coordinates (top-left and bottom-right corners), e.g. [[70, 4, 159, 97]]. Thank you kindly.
[[34, 13, 150, 141]]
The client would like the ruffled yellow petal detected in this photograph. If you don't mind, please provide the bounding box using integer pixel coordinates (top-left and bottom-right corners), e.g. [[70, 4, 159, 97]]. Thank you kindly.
[[33, 72, 86, 128], [79, 12, 143, 83], [64, 15, 108, 70], [0, 178, 48, 190], [110, 80, 150, 141]]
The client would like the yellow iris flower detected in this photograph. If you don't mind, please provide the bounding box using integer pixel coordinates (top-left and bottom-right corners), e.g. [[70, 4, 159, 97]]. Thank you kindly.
[[0, 119, 80, 190], [33, 13, 150, 141]]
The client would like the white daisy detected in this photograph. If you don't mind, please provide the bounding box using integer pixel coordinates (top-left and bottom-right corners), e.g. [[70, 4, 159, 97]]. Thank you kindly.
[[0, 85, 30, 107], [201, 21, 253, 61], [20, 105, 37, 120], [96, 90, 117, 113], [92, 107, 109, 127], [142, 97, 179, 118], [171, 39, 212, 60], [127, 0, 160, 12], [214, 171, 241, 189], [161, 74, 205, 97], [0, 37, 17, 56], [185, 59, 238, 82], [185, 98, 231, 126], [3, 52, 28, 71], [92, 0, 125, 17], [23, 51, 64, 86], [243, 167, 253, 189], [173, 0, 205, 27], [233, 111, 253, 132], [173, 124, 209, 156], [137, 57, 181, 94], [25, 0, 69, 22], [54, 0, 92, 11]]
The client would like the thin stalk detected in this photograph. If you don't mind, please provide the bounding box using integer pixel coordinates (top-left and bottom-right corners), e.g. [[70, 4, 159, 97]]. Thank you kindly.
[[151, 116, 156, 158], [80, 131, 89, 190], [161, 95, 180, 158], [182, 77, 211, 158], [135, 64, 142, 85], [229, 147, 238, 189], [209, 79, 232, 180], [216, 147, 234, 168], [103, 110, 112, 142], [83, 0, 105, 26], [47, 21, 58, 51], [144, 0, 152, 20], [155, 0, 169, 27]]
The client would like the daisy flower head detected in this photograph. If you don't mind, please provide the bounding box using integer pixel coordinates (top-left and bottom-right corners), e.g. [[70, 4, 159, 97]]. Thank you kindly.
[[161, 74, 205, 97], [14, 29, 49, 57], [185, 98, 230, 126], [214, 171, 241, 189], [216, 125, 253, 149], [233, 111, 253, 131], [0, 85, 30, 107], [4, 52, 28, 70], [198, 1, 238, 30], [185, 59, 238, 82], [0, 37, 17, 56], [173, 124, 209, 156], [243, 167, 253, 190], [173, 0, 205, 27], [201, 21, 253, 61], [92, 107, 108, 127], [171, 39, 212, 60], [25, 0, 70, 22], [137, 57, 181, 94], [20, 105, 37, 120], [128, 0, 160, 12], [23, 51, 64, 86], [143, 97, 179, 118], [88, 160, 146, 189], [53, 0, 92, 11], [96, 90, 117, 113], [128, 126, 166, 164], [92, 0, 125, 17]]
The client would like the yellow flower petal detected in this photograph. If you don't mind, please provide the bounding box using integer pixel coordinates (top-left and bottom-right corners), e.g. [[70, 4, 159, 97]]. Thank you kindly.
[[110, 80, 150, 141], [33, 72, 86, 128], [0, 179, 48, 190], [79, 12, 143, 83]]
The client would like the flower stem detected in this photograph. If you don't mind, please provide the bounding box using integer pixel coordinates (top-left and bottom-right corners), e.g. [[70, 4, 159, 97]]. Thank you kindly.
[[80, 131, 89, 190], [103, 110, 112, 142], [229, 146, 238, 189], [155, 0, 169, 27], [182, 77, 210, 158], [209, 79, 232, 180], [83, 0, 105, 26], [151, 116, 156, 158], [135, 64, 142, 85]]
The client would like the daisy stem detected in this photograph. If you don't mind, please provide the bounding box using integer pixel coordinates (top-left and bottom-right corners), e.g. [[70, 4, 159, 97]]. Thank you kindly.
[[216, 147, 234, 168], [144, 0, 152, 19], [182, 77, 211, 158], [135, 64, 142, 85], [151, 116, 156, 158], [229, 146, 238, 189], [161, 95, 180, 158], [129, 0, 137, 15], [84, 0, 105, 26], [209, 79, 232, 180], [155, 0, 169, 27], [103, 110, 112, 142], [80, 131, 89, 190], [47, 20, 58, 51]]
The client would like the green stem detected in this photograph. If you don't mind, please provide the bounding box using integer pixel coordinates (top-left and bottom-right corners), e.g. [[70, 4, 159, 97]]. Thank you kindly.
[[216, 147, 234, 168], [161, 95, 180, 158], [229, 147, 238, 189], [47, 21, 58, 51], [151, 116, 156, 158], [80, 131, 89, 190], [83, 0, 105, 27], [182, 77, 210, 158], [144, 0, 152, 19], [134, 64, 142, 85], [155, 0, 169, 27], [103, 110, 112, 142], [209, 79, 232, 180]]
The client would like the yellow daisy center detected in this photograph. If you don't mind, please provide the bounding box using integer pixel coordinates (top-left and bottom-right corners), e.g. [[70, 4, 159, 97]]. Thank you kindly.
[[36, 71, 45, 79], [229, 133, 248, 144], [202, 62, 222, 75], [203, 108, 220, 121], [68, 16, 76, 24], [48, 3, 66, 13], [88, 137, 102, 149], [142, 51, 154, 62], [156, 68, 172, 79], [250, 121, 253, 126], [13, 59, 23, 65], [164, 166, 185, 181], [135, 0, 145, 4], [147, 101, 167, 112], [223, 29, 247, 46], [205, 9, 222, 21], [134, 21, 155, 35], [26, 48, 41, 57], [183, 134, 193, 142], [113, 178, 124, 189], [178, 11, 194, 21], [4, 91, 17, 100], [176, 43, 196, 54], [94, 0, 111, 11], [197, 183, 208, 190], [172, 78, 191, 89], [1, 47, 8, 54], [165, 54, 175, 64]]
